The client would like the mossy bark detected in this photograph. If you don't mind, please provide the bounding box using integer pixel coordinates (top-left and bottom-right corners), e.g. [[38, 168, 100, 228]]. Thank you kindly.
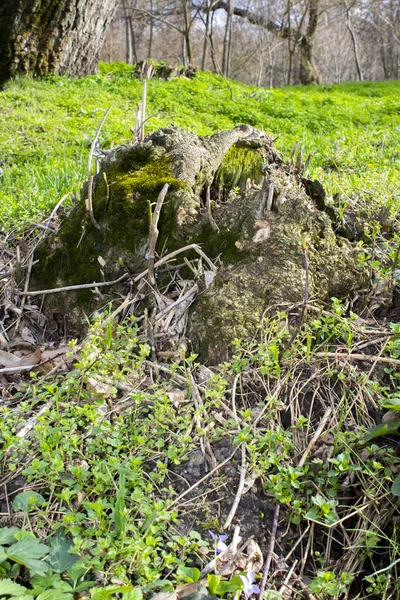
[[33, 125, 367, 358], [0, 0, 117, 87]]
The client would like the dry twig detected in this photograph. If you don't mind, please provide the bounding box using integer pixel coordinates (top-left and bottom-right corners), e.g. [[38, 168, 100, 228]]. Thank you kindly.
[[298, 406, 332, 468], [148, 184, 169, 288], [315, 351, 400, 367], [86, 105, 113, 230], [258, 503, 280, 600]]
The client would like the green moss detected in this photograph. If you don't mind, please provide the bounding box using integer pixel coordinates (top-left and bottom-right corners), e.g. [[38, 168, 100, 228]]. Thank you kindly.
[[95, 152, 187, 243], [32, 150, 188, 300], [214, 146, 264, 190], [116, 155, 185, 201]]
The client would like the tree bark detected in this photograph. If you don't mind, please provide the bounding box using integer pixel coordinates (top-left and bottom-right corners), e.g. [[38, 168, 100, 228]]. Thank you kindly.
[[0, 0, 118, 87]]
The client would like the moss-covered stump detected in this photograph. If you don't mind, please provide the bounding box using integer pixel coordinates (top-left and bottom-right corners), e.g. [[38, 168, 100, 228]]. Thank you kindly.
[[33, 125, 367, 357]]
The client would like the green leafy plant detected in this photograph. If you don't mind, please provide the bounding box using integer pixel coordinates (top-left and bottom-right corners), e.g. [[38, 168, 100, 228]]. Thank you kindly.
[[309, 571, 354, 598]]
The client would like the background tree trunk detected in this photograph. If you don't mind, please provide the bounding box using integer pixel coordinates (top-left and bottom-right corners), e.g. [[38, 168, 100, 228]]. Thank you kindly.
[[286, 0, 295, 85], [344, 0, 363, 81], [0, 0, 118, 87], [298, 0, 321, 85], [222, 0, 234, 76], [148, 0, 154, 57], [181, 0, 193, 65], [201, 0, 212, 70]]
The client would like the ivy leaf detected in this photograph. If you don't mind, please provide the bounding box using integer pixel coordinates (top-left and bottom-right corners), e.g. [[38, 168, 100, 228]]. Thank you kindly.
[[31, 571, 73, 594], [0, 526, 20, 545], [264, 593, 283, 600], [12, 491, 46, 513], [74, 581, 97, 593], [305, 507, 321, 522], [364, 418, 400, 442], [142, 580, 174, 593], [47, 531, 78, 573], [0, 578, 29, 596]]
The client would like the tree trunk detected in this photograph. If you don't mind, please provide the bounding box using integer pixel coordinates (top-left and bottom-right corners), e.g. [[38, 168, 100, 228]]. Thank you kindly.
[[344, 0, 363, 81], [0, 0, 118, 87], [201, 1, 212, 70], [125, 15, 133, 65], [298, 0, 321, 85], [182, 0, 193, 65], [128, 16, 138, 65], [286, 0, 295, 85], [222, 0, 234, 76], [148, 0, 154, 58]]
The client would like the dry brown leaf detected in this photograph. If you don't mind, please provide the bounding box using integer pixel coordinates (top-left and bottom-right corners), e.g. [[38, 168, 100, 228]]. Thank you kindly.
[[0, 349, 22, 367], [87, 377, 114, 397], [19, 348, 41, 367], [36, 346, 72, 374], [0, 347, 41, 370], [246, 540, 263, 573], [216, 548, 242, 576], [166, 389, 187, 407], [151, 592, 177, 600], [176, 581, 208, 599], [151, 581, 208, 600]]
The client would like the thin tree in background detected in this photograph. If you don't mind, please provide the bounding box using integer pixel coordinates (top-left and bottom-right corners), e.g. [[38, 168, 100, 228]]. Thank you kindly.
[[344, 0, 363, 80], [286, 0, 295, 85], [222, 0, 234, 76], [201, 0, 212, 70], [182, 0, 194, 65], [123, 0, 138, 64], [148, 0, 154, 58]]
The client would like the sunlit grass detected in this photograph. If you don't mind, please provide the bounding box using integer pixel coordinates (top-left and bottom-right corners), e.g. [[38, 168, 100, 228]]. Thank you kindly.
[[0, 64, 399, 230]]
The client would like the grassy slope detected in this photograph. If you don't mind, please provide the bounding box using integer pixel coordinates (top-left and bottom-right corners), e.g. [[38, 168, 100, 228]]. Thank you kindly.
[[0, 63, 399, 230]]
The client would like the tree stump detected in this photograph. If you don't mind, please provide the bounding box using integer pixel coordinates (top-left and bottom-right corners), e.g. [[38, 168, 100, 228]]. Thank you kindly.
[[33, 125, 367, 361]]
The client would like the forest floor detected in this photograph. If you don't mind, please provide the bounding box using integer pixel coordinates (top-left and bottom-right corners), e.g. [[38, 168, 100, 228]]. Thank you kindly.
[[1, 66, 400, 600]]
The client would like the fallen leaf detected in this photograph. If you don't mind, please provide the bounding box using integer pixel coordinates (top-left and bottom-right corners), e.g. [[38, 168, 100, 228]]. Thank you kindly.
[[0, 350, 22, 367], [19, 348, 41, 367], [246, 540, 263, 573], [87, 376, 114, 396]]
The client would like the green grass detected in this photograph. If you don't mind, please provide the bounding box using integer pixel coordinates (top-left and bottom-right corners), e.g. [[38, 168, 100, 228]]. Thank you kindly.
[[0, 62, 399, 230]]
